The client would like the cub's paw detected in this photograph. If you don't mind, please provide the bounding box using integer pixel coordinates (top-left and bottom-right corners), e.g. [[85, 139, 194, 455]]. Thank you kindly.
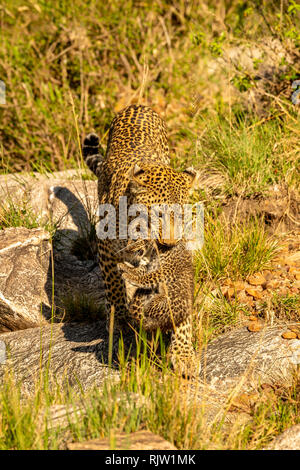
[[118, 261, 134, 273], [118, 262, 136, 282]]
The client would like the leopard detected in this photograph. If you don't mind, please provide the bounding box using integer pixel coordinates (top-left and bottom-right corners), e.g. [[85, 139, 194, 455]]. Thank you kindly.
[[83, 104, 199, 374], [118, 238, 200, 376]]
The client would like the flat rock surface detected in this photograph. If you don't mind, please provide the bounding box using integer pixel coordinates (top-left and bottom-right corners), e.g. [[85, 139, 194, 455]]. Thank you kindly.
[[0, 170, 98, 248], [0, 170, 105, 331], [0, 226, 105, 332], [266, 424, 300, 450], [0, 322, 299, 398], [201, 324, 300, 390], [48, 178, 98, 250], [0, 321, 118, 394], [0, 228, 51, 331], [67, 430, 177, 450], [38, 404, 84, 431]]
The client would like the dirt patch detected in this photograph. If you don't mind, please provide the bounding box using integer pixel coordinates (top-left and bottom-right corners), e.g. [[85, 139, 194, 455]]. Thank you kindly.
[[212, 231, 300, 325], [199, 190, 300, 328], [222, 187, 300, 234]]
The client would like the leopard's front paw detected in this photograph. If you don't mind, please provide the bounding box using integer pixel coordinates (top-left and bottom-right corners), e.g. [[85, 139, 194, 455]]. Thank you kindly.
[[170, 351, 201, 379]]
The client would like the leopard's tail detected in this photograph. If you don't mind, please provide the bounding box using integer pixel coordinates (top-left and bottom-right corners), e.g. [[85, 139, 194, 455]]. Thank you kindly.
[[82, 133, 104, 177]]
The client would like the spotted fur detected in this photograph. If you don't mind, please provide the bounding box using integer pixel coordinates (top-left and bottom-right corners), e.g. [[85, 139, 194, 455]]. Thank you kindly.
[[83, 104, 199, 375], [119, 239, 199, 376]]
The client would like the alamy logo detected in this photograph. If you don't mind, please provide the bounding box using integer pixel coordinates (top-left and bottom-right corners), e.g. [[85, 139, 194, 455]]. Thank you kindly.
[[290, 346, 300, 365], [291, 80, 300, 105], [0, 341, 6, 365], [0, 81, 5, 105], [96, 198, 204, 251]]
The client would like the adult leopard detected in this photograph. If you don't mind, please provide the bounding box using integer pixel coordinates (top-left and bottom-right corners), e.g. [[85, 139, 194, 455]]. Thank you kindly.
[[83, 104, 199, 375]]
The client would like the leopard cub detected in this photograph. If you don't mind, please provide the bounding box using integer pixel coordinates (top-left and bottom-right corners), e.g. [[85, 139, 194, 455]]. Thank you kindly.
[[118, 239, 200, 377]]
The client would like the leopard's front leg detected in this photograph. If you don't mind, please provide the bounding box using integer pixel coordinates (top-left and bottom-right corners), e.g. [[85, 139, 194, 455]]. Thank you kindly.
[[169, 316, 200, 378], [98, 241, 130, 331]]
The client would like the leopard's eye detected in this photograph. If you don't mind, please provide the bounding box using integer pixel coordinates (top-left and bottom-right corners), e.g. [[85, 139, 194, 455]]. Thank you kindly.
[[138, 249, 144, 256]]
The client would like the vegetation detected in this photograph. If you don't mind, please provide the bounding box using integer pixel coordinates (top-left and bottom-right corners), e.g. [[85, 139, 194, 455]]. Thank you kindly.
[[0, 0, 299, 187], [0, 200, 40, 231], [0, 197, 57, 234], [195, 215, 279, 281], [0, 336, 300, 450], [0, 0, 299, 450]]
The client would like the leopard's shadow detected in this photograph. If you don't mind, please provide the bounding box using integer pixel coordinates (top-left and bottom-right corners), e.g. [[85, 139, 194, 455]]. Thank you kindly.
[[42, 185, 93, 319]]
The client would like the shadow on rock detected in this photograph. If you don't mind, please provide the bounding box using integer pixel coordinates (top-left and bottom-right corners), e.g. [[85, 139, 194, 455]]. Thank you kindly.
[[42, 185, 105, 324]]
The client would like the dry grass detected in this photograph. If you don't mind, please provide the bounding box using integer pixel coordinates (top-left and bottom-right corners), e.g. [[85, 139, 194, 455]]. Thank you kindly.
[[0, 336, 300, 450], [0, 0, 299, 451], [0, 0, 299, 189]]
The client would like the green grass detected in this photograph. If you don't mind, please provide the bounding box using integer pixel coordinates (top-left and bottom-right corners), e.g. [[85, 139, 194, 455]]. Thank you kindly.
[[259, 292, 300, 322], [195, 289, 247, 344], [0, 200, 40, 231], [193, 116, 300, 197], [0, 198, 58, 236], [0, 0, 299, 451], [0, 0, 299, 189], [1, 334, 300, 450], [195, 214, 279, 282]]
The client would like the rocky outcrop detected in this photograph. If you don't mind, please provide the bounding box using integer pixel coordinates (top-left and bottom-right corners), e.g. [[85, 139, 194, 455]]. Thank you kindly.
[[0, 228, 51, 331], [200, 324, 300, 390], [0, 172, 105, 332], [0, 226, 105, 332], [0, 321, 299, 398], [0, 320, 117, 394], [0, 170, 98, 247], [38, 404, 84, 431], [0, 170, 299, 445], [38, 391, 147, 432]]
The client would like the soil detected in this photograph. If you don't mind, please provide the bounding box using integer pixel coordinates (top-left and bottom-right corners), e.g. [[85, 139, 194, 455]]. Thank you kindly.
[[222, 186, 300, 234]]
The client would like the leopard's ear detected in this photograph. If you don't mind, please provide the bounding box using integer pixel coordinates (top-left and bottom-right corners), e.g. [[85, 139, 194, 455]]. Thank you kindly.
[[183, 167, 198, 187]]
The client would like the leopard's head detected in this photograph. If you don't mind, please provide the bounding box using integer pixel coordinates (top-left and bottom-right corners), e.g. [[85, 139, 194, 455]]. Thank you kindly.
[[128, 162, 197, 246]]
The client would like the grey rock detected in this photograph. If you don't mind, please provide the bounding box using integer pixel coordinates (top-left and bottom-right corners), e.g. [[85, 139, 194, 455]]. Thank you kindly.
[[0, 228, 51, 331], [266, 424, 300, 450], [38, 391, 147, 432], [47, 178, 98, 251], [0, 321, 118, 394], [0, 226, 105, 332], [38, 404, 84, 431], [0, 170, 98, 237], [1, 322, 299, 402], [67, 430, 177, 450], [176, 325, 300, 427], [200, 324, 300, 390], [0, 170, 94, 226], [0, 170, 105, 331]]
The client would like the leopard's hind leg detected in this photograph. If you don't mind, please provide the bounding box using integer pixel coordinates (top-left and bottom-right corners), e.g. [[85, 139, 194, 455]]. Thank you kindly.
[[126, 288, 200, 378]]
